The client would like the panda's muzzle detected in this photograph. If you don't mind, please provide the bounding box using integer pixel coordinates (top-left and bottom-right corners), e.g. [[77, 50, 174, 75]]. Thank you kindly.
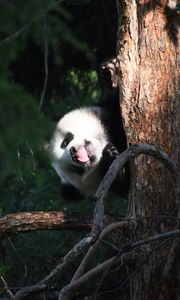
[[70, 146, 95, 164]]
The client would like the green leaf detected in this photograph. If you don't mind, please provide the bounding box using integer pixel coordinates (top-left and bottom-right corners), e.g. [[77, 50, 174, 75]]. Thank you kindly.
[[0, 264, 11, 277]]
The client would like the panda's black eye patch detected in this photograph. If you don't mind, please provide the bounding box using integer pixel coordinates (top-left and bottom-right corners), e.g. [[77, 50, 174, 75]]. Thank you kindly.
[[61, 132, 74, 149]]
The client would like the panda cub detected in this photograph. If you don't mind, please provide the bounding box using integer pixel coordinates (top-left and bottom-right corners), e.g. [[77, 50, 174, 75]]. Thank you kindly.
[[49, 106, 127, 199]]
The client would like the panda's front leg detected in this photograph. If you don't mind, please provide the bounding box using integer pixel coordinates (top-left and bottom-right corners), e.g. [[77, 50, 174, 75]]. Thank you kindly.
[[99, 142, 119, 176], [99, 143, 130, 196]]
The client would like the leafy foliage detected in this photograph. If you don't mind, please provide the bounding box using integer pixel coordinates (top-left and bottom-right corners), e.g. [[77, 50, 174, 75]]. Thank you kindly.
[[0, 265, 11, 277], [0, 79, 51, 176]]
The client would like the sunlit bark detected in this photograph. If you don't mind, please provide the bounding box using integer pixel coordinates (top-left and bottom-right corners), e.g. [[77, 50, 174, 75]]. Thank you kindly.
[[116, 0, 180, 299]]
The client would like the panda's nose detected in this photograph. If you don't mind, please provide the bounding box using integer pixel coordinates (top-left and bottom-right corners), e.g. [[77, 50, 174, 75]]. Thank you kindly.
[[70, 146, 76, 156], [70, 146, 79, 163]]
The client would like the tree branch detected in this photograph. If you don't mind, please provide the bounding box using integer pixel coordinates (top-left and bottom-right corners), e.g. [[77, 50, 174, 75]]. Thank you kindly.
[[59, 255, 119, 300], [14, 236, 94, 300], [0, 276, 15, 299], [38, 10, 48, 112], [13, 220, 129, 300], [10, 143, 180, 299], [0, 211, 90, 240], [96, 143, 180, 200], [71, 220, 129, 282], [0, 211, 121, 241], [0, 0, 64, 46], [92, 143, 180, 242], [59, 144, 180, 299], [59, 229, 180, 299]]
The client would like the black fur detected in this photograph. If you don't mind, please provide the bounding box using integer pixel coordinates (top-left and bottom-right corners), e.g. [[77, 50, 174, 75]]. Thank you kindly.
[[98, 58, 130, 197], [61, 184, 84, 201]]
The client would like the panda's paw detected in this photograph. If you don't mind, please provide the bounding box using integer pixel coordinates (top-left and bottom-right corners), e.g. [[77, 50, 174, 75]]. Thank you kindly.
[[103, 143, 119, 160], [99, 143, 119, 177]]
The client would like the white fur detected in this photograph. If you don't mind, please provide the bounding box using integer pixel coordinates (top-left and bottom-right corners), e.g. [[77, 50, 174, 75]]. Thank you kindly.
[[49, 108, 109, 196]]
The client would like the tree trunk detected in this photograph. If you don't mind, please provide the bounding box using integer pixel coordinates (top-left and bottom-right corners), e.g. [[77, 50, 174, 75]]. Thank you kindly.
[[116, 0, 180, 299]]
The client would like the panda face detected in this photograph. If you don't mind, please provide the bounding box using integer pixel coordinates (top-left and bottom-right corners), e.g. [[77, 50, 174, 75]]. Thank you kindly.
[[49, 108, 109, 180], [51, 129, 107, 170]]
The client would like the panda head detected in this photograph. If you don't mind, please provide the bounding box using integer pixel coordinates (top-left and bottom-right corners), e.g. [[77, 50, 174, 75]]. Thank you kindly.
[[49, 108, 109, 175]]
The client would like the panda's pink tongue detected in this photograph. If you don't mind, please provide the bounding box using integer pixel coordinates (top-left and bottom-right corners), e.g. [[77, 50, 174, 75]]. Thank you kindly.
[[76, 147, 89, 163]]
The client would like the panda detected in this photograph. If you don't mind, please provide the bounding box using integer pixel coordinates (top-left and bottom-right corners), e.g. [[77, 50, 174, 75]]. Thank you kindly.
[[49, 106, 129, 200], [49, 58, 129, 200]]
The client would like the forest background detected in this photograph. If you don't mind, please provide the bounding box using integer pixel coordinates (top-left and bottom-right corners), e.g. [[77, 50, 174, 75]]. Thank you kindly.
[[0, 0, 128, 298]]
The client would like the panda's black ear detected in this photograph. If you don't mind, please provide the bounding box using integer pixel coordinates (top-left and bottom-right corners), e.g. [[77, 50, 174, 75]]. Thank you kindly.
[[61, 184, 84, 201]]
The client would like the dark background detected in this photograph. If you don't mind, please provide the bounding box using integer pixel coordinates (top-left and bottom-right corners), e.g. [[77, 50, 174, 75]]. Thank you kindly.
[[0, 1, 128, 299]]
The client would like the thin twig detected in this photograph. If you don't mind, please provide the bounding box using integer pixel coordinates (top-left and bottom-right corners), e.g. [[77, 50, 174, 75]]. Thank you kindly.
[[38, 14, 48, 112], [0, 276, 15, 299], [8, 237, 27, 279], [59, 255, 118, 300], [97, 238, 173, 298], [71, 220, 129, 282], [71, 241, 100, 283], [92, 249, 124, 299], [59, 229, 180, 299], [0, 0, 64, 47], [14, 236, 93, 300]]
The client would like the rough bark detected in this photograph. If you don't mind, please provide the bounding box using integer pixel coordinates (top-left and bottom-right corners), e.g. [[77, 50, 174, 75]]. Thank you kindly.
[[0, 211, 118, 240], [116, 0, 180, 299]]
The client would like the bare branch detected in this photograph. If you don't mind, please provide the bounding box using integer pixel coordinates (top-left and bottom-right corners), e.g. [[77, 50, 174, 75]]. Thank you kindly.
[[71, 220, 129, 282], [71, 241, 100, 282], [0, 211, 120, 241], [0, 0, 64, 46], [93, 144, 180, 241], [12, 214, 180, 299], [14, 236, 94, 300], [56, 221, 127, 300], [8, 237, 27, 279], [38, 13, 48, 112], [92, 196, 104, 237], [0, 276, 15, 300], [126, 229, 180, 251], [96, 143, 180, 200], [0, 211, 92, 240], [97, 238, 172, 298], [59, 255, 118, 300], [9, 144, 180, 300], [59, 229, 180, 299], [89, 143, 180, 299], [12, 219, 129, 300]]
